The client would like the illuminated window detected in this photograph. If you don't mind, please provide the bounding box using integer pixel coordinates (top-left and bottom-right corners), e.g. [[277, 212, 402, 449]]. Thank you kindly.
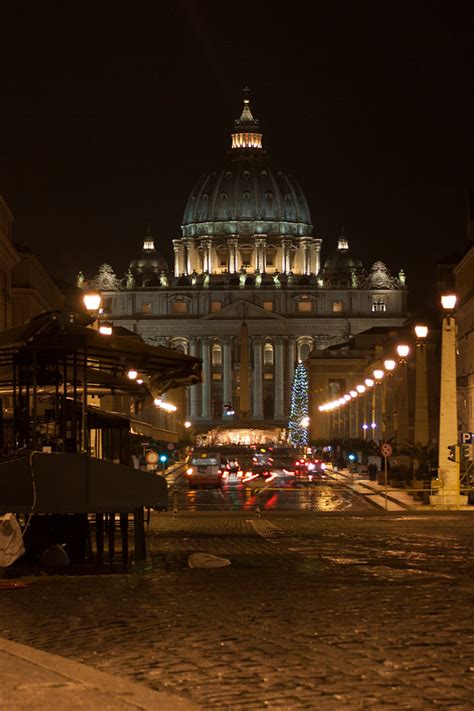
[[212, 343, 222, 365], [372, 299, 386, 312], [262, 301, 273, 311], [263, 343, 274, 365], [332, 301, 343, 313], [297, 302, 312, 313], [211, 301, 222, 312], [264, 372, 274, 381], [171, 302, 188, 314], [212, 372, 222, 381], [142, 302, 152, 314]]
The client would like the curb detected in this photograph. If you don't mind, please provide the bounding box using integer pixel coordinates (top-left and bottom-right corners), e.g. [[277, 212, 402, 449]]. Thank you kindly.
[[0, 637, 200, 710]]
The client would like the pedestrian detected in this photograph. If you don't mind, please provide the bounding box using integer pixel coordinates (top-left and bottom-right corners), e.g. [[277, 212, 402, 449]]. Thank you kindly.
[[368, 462, 377, 481]]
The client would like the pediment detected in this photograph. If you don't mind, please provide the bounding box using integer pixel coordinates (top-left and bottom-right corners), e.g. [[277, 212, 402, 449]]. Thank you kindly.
[[201, 299, 284, 320]]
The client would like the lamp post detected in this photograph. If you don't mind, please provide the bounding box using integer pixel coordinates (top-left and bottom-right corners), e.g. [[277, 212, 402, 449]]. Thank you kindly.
[[363, 378, 374, 440], [394, 344, 410, 444], [382, 359, 396, 439], [356, 384, 366, 438], [349, 390, 357, 438], [431, 295, 467, 507], [414, 325, 429, 446], [372, 369, 384, 441]]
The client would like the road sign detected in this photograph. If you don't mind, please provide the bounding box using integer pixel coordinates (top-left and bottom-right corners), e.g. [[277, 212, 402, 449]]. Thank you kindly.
[[461, 432, 473, 444], [167, 442, 175, 450], [380, 443, 392, 458], [145, 450, 159, 465]]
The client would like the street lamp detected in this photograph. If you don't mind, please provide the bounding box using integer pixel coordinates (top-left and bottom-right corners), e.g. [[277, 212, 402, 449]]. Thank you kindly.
[[432, 294, 466, 507], [382, 359, 396, 439], [356, 384, 366, 438], [372, 369, 384, 439], [99, 321, 113, 335], [83, 290, 102, 312], [414, 324, 429, 446], [394, 344, 411, 443]]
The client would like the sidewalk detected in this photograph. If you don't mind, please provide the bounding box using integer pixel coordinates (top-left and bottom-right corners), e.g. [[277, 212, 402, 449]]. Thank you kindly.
[[0, 637, 199, 710], [327, 467, 421, 511]]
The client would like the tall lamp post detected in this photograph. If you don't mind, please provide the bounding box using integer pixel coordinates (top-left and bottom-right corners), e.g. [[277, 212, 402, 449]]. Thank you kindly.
[[383, 359, 396, 439], [414, 325, 429, 446], [372, 369, 385, 441], [356, 384, 366, 438], [349, 390, 358, 438], [432, 295, 467, 507], [394, 344, 410, 444], [363, 378, 374, 440]]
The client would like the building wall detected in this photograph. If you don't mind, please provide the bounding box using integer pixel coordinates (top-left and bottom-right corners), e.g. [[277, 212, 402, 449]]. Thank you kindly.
[[11, 250, 65, 326], [0, 197, 19, 330], [454, 245, 474, 433]]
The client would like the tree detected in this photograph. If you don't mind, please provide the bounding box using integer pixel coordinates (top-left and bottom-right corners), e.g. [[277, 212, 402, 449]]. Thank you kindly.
[[288, 362, 309, 448]]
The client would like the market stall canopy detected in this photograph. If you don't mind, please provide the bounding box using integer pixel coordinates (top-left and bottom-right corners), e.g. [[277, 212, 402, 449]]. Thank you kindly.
[[0, 310, 201, 393]]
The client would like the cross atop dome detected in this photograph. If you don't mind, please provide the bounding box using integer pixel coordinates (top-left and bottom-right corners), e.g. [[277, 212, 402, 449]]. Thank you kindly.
[[232, 87, 263, 150]]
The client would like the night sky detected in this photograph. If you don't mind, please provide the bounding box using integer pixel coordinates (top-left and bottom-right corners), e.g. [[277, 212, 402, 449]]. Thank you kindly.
[[0, 3, 472, 312]]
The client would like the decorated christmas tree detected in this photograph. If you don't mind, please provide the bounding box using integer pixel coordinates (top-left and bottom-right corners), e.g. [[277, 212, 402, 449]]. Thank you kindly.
[[288, 362, 309, 448]]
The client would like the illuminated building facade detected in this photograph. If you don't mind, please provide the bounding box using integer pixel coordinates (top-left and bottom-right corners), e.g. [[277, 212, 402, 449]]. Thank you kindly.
[[82, 95, 408, 433]]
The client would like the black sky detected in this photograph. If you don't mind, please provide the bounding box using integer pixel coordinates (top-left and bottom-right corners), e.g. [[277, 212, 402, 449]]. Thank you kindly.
[[0, 2, 472, 312]]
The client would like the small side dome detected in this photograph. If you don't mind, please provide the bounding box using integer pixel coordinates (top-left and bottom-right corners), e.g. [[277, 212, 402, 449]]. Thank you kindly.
[[323, 235, 362, 272], [129, 228, 169, 276]]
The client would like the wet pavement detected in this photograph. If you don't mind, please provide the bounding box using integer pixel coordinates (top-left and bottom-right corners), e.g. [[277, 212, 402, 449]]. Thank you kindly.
[[1, 511, 474, 709]]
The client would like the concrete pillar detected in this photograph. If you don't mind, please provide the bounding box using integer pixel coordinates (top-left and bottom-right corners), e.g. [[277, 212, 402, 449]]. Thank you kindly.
[[189, 337, 199, 419], [274, 337, 285, 419], [222, 336, 233, 417], [252, 337, 263, 419], [201, 337, 211, 420], [383, 374, 395, 440]]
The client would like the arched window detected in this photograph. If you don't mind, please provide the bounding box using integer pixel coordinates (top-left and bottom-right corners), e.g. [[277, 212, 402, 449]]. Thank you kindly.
[[212, 343, 222, 365], [263, 342, 274, 365]]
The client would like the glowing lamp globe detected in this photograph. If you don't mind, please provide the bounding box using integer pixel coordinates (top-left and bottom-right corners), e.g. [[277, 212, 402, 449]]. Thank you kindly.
[[364, 378, 374, 388], [356, 385, 366, 394], [384, 359, 396, 371], [396, 344, 410, 359], [127, 369, 138, 380], [99, 322, 112, 335], [441, 294, 457, 311], [344, 394, 351, 401], [414, 325, 428, 339], [83, 291, 101, 312], [350, 390, 357, 398], [373, 369, 384, 381]]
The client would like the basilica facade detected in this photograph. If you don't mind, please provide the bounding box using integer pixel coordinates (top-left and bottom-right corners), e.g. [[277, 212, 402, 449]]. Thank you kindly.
[[82, 95, 408, 435]]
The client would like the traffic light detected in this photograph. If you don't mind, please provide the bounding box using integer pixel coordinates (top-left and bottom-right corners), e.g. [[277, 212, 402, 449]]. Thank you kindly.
[[447, 444, 458, 462]]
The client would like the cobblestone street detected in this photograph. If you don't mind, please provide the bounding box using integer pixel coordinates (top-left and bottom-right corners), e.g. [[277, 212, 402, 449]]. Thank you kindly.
[[1, 511, 474, 709]]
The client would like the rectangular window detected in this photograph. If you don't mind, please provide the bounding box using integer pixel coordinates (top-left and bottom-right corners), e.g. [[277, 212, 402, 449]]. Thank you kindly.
[[297, 302, 312, 313], [372, 300, 386, 312], [211, 301, 222, 312], [142, 302, 152, 314], [262, 301, 273, 311], [263, 372, 273, 381], [212, 372, 222, 381], [332, 301, 343, 313], [171, 302, 188, 314], [102, 298, 112, 313]]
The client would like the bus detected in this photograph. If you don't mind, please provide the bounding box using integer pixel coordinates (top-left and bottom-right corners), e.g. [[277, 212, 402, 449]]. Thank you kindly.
[[185, 449, 223, 489]]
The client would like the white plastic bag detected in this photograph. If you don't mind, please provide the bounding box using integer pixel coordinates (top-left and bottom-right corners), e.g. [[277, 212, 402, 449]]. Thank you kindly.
[[0, 514, 25, 567]]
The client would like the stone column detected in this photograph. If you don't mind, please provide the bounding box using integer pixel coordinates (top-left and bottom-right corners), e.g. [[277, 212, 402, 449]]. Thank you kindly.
[[201, 337, 211, 420], [252, 337, 263, 419], [274, 337, 285, 419], [172, 240, 184, 277], [185, 239, 198, 275], [311, 238, 322, 275], [227, 238, 238, 274], [281, 238, 292, 273], [287, 337, 296, 415], [189, 337, 199, 419], [222, 336, 233, 417], [255, 237, 267, 273]]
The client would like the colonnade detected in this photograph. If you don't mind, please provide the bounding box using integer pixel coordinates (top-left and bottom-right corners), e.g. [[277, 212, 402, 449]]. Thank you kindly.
[[186, 335, 297, 421], [172, 237, 322, 277]]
